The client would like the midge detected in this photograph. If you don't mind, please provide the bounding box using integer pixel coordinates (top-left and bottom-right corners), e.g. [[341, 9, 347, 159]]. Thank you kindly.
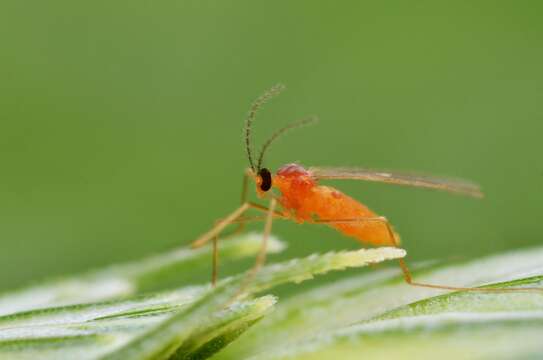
[[192, 84, 540, 293]]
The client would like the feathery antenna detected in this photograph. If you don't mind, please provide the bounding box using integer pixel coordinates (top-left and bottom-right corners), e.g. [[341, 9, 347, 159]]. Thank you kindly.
[[244, 84, 286, 171], [256, 116, 318, 171]]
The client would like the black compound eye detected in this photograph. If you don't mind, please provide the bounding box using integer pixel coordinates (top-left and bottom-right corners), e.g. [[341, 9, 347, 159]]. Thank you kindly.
[[258, 168, 272, 192]]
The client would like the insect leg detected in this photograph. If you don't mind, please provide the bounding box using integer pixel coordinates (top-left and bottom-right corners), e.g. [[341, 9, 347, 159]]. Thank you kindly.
[[213, 170, 252, 243], [212, 235, 219, 287], [215, 169, 283, 238], [317, 217, 543, 293], [191, 203, 251, 249], [230, 169, 252, 235], [253, 198, 277, 276], [191, 199, 284, 286], [190, 203, 252, 286], [232, 198, 277, 301]]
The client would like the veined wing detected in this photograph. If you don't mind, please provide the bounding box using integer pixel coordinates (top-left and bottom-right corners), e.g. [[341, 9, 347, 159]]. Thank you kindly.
[[309, 167, 483, 198]]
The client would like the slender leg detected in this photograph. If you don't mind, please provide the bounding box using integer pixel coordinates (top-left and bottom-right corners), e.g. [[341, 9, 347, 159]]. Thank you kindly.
[[231, 169, 251, 234], [252, 198, 277, 276], [317, 217, 543, 293], [221, 204, 285, 224], [191, 197, 284, 286], [232, 198, 277, 301], [250, 201, 286, 217], [191, 203, 251, 249], [212, 235, 219, 287], [190, 203, 251, 287], [213, 169, 284, 239], [225, 215, 276, 224]]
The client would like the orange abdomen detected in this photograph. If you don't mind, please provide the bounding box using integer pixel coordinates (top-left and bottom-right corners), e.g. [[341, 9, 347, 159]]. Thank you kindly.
[[306, 185, 399, 246], [273, 163, 400, 247]]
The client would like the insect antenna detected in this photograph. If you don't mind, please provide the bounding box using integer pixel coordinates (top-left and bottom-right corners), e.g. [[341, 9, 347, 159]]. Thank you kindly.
[[256, 116, 318, 171], [244, 84, 286, 171]]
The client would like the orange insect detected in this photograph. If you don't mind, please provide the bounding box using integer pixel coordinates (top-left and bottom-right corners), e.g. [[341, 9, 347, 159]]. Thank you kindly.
[[192, 84, 540, 293]]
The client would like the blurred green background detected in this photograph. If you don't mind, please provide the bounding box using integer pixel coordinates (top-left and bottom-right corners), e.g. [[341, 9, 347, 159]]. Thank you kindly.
[[1, 1, 542, 292]]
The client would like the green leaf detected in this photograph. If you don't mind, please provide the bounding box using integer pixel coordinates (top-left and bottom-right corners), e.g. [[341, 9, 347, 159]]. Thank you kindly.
[[101, 247, 405, 360], [4, 231, 541, 360], [0, 234, 405, 360], [0, 290, 275, 360], [214, 246, 543, 360], [0, 233, 286, 316]]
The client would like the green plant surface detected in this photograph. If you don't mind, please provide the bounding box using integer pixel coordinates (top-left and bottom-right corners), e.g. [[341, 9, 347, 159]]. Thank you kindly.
[[280, 318, 543, 360], [1, 233, 542, 360], [101, 246, 405, 360], [0, 240, 543, 360], [0, 294, 275, 360], [214, 246, 543, 360], [0, 233, 285, 316], [0, 234, 405, 359]]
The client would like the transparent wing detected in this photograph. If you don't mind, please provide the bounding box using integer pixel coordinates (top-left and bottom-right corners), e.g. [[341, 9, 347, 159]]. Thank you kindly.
[[309, 167, 483, 198]]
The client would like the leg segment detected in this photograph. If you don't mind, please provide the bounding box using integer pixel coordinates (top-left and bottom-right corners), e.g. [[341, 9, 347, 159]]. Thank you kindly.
[[209, 168, 284, 239], [231, 169, 252, 234], [317, 217, 543, 293], [212, 235, 219, 287], [191, 196, 284, 286], [252, 198, 277, 276], [232, 198, 277, 301], [191, 203, 251, 249], [190, 203, 251, 287]]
